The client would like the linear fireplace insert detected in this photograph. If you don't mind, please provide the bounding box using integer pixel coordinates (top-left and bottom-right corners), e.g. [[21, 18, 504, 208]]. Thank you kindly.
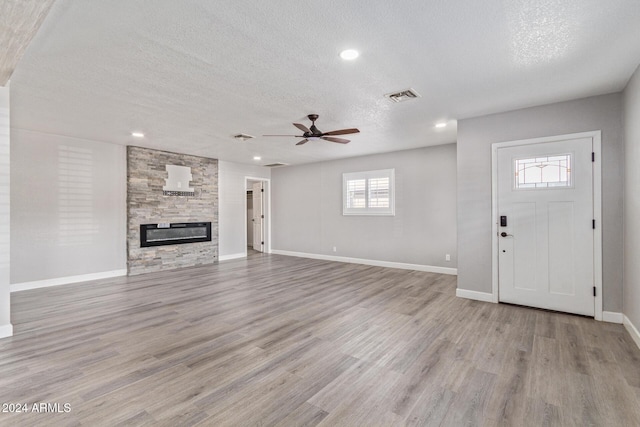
[[140, 222, 211, 247]]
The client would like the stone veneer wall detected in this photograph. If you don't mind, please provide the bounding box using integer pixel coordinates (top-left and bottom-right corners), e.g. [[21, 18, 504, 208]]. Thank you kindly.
[[127, 146, 218, 275]]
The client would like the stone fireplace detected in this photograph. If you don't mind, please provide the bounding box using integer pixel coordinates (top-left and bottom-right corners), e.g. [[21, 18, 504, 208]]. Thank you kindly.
[[126, 146, 218, 275]]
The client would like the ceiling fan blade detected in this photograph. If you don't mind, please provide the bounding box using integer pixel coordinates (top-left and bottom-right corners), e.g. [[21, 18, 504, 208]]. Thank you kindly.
[[323, 128, 360, 136], [296, 139, 309, 145], [322, 136, 350, 144], [293, 123, 311, 133], [263, 134, 304, 137]]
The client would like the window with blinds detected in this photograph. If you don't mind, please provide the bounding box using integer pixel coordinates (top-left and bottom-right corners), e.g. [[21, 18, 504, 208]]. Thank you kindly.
[[343, 169, 395, 215]]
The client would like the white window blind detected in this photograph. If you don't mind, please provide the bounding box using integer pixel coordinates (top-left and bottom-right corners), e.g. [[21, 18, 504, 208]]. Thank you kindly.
[[343, 169, 395, 215], [346, 178, 366, 209]]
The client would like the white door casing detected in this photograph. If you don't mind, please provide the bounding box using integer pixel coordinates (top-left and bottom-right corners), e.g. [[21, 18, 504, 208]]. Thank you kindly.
[[252, 182, 264, 252], [492, 131, 602, 318]]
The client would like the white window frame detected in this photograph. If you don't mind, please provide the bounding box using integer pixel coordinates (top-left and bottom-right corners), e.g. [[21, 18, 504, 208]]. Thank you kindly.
[[342, 168, 395, 216]]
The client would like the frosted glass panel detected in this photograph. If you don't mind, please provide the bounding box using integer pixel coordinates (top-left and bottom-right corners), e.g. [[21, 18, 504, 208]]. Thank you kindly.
[[515, 154, 571, 189]]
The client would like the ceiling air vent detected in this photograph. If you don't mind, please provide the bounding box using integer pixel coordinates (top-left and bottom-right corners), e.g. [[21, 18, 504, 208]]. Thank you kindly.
[[233, 133, 254, 141], [385, 88, 421, 103], [264, 163, 288, 168]]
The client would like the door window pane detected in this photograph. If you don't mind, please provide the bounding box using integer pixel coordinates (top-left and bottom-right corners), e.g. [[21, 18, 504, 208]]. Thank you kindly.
[[515, 154, 571, 189]]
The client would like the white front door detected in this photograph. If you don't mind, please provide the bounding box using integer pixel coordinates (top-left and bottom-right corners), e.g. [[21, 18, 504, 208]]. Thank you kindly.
[[497, 136, 594, 316], [252, 182, 264, 252]]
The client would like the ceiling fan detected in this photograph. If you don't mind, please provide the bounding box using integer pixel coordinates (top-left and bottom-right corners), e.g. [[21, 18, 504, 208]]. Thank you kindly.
[[263, 114, 359, 145]]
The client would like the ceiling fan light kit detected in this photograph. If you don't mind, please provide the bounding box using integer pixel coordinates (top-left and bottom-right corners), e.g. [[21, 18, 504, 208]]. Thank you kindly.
[[263, 114, 359, 146]]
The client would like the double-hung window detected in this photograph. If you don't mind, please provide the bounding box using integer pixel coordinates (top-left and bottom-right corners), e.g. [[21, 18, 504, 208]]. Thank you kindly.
[[343, 169, 395, 215]]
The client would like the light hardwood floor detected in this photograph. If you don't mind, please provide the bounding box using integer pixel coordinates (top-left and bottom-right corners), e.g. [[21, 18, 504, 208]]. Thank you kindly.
[[1, 253, 639, 426]]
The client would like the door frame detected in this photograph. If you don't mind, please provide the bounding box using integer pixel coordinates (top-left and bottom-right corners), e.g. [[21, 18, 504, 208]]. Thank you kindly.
[[490, 131, 602, 320], [244, 176, 271, 256]]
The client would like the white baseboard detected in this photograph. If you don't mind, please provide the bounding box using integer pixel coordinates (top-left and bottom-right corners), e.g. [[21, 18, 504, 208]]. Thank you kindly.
[[602, 311, 624, 324], [271, 249, 457, 275], [219, 252, 247, 261], [624, 315, 640, 350], [10, 269, 127, 293], [0, 323, 13, 339], [455, 288, 497, 303]]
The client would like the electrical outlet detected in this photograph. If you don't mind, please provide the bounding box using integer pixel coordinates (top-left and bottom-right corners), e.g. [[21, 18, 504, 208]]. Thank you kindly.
[[445, 254, 451, 261], [333, 246, 337, 252]]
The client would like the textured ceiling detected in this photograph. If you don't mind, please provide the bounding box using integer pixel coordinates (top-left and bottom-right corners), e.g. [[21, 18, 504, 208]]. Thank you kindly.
[[0, 0, 55, 85], [9, 0, 640, 166]]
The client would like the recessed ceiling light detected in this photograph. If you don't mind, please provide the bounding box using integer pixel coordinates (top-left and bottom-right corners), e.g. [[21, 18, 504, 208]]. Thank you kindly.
[[435, 122, 447, 128], [340, 49, 359, 60], [131, 132, 145, 138], [253, 156, 261, 161]]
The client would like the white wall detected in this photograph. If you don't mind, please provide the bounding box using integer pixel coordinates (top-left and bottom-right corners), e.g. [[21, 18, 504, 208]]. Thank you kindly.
[[0, 86, 11, 337], [10, 129, 126, 285], [218, 160, 270, 258], [457, 93, 624, 312], [624, 64, 640, 338], [271, 145, 458, 270]]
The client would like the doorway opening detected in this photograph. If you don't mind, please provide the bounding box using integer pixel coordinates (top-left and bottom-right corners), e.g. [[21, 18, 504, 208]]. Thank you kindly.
[[245, 177, 270, 256]]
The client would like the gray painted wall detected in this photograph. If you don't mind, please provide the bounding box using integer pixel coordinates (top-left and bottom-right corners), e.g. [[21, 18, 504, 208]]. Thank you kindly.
[[11, 129, 126, 284], [218, 161, 270, 258], [0, 86, 11, 336], [624, 64, 640, 331], [272, 144, 457, 268], [457, 93, 624, 312], [9, 134, 269, 283]]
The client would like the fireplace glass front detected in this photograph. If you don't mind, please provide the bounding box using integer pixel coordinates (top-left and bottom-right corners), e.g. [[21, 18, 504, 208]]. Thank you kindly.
[[140, 222, 211, 247]]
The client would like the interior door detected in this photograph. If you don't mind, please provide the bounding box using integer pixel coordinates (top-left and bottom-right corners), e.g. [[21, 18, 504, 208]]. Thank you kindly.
[[247, 191, 253, 246], [497, 136, 594, 316], [252, 182, 263, 252]]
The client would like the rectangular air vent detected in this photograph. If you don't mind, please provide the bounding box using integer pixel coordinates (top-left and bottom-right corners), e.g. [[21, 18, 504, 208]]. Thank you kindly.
[[264, 163, 288, 168], [385, 88, 421, 103]]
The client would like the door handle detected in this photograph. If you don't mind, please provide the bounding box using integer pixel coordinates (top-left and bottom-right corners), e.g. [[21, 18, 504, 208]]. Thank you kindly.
[[500, 232, 513, 237]]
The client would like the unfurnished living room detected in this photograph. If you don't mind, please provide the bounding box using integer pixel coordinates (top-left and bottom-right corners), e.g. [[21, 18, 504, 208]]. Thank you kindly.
[[1, 1, 640, 426]]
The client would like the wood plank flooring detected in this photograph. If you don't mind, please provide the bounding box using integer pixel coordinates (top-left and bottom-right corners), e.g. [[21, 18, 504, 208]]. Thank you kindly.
[[1, 253, 639, 426]]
